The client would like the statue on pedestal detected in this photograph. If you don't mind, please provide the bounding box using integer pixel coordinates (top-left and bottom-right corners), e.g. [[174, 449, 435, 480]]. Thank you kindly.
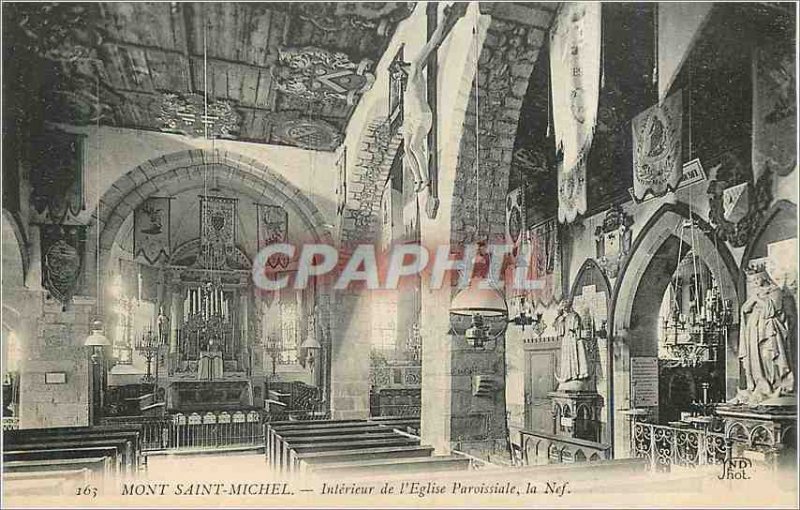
[[555, 300, 591, 391], [731, 267, 796, 406]]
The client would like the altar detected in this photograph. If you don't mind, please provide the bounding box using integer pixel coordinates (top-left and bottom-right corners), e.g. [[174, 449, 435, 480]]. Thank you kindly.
[[198, 350, 224, 381]]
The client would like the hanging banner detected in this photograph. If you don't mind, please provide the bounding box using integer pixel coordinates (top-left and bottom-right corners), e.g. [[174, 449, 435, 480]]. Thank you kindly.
[[30, 132, 85, 223], [134, 197, 171, 265], [256, 203, 291, 272], [41, 224, 86, 308], [200, 195, 237, 270], [657, 3, 713, 102], [505, 187, 525, 256], [509, 219, 562, 307], [550, 2, 601, 223], [752, 35, 797, 181], [632, 91, 683, 200]]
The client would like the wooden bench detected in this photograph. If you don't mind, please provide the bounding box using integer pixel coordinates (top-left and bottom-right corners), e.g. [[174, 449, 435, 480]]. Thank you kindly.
[[277, 431, 408, 470], [367, 417, 421, 434], [4, 468, 93, 497], [4, 426, 144, 483], [309, 455, 471, 476], [6, 431, 141, 475], [265, 420, 374, 466], [295, 445, 435, 472], [287, 437, 420, 472], [5, 441, 128, 479], [4, 456, 111, 487]]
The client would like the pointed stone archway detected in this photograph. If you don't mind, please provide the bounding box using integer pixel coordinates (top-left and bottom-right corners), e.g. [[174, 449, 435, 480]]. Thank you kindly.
[[608, 202, 740, 457]]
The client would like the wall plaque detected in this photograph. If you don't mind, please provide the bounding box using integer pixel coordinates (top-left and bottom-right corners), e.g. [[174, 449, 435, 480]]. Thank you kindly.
[[631, 356, 659, 407], [45, 372, 67, 384]]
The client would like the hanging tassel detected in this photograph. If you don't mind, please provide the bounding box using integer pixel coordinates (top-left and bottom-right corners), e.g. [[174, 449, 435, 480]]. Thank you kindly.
[[600, 11, 605, 91], [546, 60, 552, 139], [652, 4, 659, 88]]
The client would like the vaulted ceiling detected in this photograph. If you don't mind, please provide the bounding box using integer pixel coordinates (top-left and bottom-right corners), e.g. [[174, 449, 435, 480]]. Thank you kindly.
[[4, 2, 415, 150]]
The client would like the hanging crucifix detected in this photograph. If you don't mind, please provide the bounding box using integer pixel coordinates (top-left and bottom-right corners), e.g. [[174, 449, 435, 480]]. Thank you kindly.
[[402, 2, 468, 219]]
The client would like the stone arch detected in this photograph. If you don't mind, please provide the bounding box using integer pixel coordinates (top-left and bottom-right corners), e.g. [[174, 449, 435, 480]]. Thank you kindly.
[[85, 149, 333, 295], [338, 118, 403, 244], [570, 259, 613, 304], [608, 202, 740, 456], [446, 13, 551, 245], [2, 208, 28, 283], [611, 203, 740, 334]]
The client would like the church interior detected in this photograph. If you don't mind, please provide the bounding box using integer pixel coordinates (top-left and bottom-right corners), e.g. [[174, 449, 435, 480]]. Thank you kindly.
[[1, 1, 797, 501]]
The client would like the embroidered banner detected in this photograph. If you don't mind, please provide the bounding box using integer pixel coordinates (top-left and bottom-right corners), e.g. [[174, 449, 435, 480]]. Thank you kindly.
[[30, 132, 85, 223], [256, 204, 290, 272], [753, 35, 796, 181], [200, 195, 237, 270], [550, 2, 601, 223], [632, 91, 683, 200], [505, 187, 525, 256], [134, 197, 171, 265], [41, 224, 86, 308], [507, 219, 561, 307]]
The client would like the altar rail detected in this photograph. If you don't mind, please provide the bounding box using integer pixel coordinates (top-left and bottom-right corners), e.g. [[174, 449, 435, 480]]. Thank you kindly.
[[633, 422, 730, 471], [104, 410, 264, 451], [519, 429, 612, 465]]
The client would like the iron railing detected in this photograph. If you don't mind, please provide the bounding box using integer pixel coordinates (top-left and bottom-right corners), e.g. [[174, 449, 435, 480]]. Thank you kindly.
[[105, 410, 264, 451], [633, 422, 730, 471], [519, 429, 612, 466]]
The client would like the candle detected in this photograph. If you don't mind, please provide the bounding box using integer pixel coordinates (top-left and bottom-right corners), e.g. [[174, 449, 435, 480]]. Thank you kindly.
[[137, 271, 143, 301]]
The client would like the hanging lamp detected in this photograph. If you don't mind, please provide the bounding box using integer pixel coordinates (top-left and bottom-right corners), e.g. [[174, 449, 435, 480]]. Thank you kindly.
[[447, 9, 509, 349], [84, 71, 110, 361]]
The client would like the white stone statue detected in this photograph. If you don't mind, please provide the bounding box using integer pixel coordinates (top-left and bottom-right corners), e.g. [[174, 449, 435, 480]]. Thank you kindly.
[[403, 3, 468, 192], [555, 300, 591, 391], [732, 267, 796, 406]]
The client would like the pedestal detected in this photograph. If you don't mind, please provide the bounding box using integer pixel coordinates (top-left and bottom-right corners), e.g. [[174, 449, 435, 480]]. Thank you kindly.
[[549, 390, 603, 442], [716, 403, 797, 470]]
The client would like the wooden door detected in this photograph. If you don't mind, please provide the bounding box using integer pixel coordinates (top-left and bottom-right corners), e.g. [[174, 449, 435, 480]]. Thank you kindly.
[[525, 350, 558, 433]]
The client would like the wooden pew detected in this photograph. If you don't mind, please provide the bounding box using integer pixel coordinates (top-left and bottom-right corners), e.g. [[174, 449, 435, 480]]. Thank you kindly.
[[4, 468, 93, 497], [6, 434, 139, 476], [265, 420, 372, 466], [277, 432, 408, 470], [368, 417, 421, 435], [295, 445, 435, 473], [5, 426, 143, 477], [287, 436, 420, 472], [4, 456, 111, 488], [5, 441, 128, 479], [309, 455, 472, 476]]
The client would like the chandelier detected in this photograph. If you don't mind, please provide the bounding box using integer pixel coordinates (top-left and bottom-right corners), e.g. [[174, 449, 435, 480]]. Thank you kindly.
[[660, 218, 733, 367]]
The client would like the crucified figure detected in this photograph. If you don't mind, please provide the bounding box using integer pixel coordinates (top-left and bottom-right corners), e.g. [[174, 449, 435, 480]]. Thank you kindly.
[[403, 2, 469, 192]]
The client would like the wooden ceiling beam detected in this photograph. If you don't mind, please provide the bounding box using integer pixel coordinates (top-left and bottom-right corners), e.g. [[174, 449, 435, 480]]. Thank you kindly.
[[102, 39, 274, 75]]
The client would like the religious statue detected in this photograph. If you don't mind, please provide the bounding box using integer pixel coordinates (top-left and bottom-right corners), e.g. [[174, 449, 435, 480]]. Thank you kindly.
[[555, 300, 591, 391], [731, 267, 796, 406], [156, 306, 169, 345], [403, 2, 468, 192]]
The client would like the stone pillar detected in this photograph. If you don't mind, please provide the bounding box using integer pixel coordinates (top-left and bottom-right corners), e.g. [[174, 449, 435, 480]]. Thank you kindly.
[[329, 289, 371, 420], [169, 289, 182, 354], [420, 282, 453, 454], [20, 294, 93, 428], [24, 225, 43, 291]]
